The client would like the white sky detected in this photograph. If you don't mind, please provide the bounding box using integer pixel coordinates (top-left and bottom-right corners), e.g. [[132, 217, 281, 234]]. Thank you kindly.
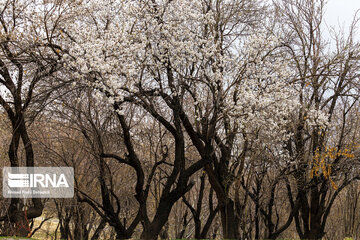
[[324, 0, 360, 31]]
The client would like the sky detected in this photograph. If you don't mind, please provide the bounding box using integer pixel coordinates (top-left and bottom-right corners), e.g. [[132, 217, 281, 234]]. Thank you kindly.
[[324, 0, 360, 32]]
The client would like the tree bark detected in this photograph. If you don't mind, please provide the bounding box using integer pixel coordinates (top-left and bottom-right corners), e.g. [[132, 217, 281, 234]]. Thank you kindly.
[[219, 198, 239, 239]]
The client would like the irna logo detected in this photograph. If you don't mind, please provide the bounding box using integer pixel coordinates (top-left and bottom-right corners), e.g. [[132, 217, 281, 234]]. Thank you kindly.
[[3, 167, 74, 198], [7, 173, 69, 188]]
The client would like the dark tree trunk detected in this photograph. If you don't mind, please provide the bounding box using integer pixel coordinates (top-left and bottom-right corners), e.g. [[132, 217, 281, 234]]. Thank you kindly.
[[295, 185, 326, 240], [140, 201, 173, 240], [219, 198, 239, 239], [2, 116, 44, 237]]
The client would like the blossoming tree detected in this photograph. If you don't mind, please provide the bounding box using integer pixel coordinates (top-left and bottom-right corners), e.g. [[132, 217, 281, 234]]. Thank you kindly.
[[65, 0, 300, 238]]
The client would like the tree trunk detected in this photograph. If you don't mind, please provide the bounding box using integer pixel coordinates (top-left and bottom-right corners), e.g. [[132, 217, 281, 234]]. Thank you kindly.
[[3, 117, 44, 237], [140, 201, 173, 240], [220, 198, 239, 239], [302, 229, 325, 240], [115, 231, 131, 240]]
